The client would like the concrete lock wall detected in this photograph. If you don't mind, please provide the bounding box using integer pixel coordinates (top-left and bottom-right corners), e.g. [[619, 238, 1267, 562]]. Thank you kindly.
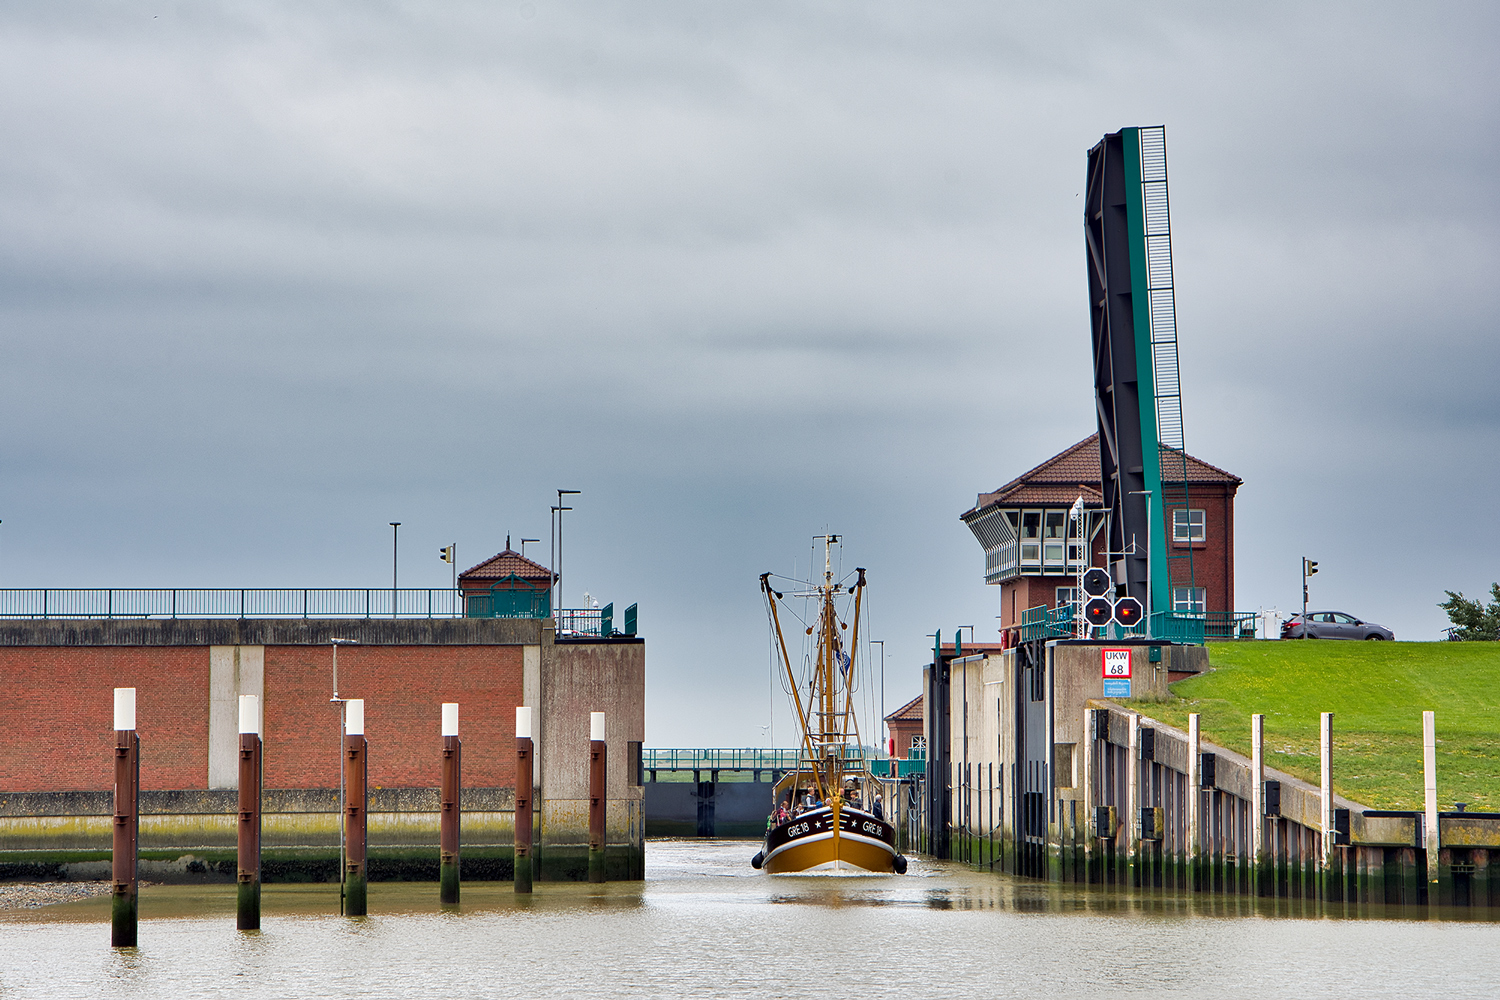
[[930, 639, 1500, 910], [0, 619, 646, 882], [643, 781, 778, 838]]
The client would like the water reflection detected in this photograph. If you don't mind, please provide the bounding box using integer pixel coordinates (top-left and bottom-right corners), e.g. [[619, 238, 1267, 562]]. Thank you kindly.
[[1, 840, 1497, 1000]]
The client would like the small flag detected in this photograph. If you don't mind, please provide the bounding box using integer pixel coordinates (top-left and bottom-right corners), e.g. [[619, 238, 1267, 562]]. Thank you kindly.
[[836, 649, 851, 674]]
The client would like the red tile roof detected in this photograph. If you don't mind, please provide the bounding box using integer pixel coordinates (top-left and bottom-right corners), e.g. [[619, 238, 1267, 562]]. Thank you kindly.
[[885, 694, 923, 723], [459, 549, 555, 584], [964, 433, 1240, 518]]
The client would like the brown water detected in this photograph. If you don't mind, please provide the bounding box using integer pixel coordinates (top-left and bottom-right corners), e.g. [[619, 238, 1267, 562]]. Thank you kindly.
[[2, 839, 1497, 999]]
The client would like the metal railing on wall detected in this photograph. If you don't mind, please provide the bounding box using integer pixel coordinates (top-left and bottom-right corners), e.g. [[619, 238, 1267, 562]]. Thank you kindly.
[[1014, 604, 1262, 645], [642, 748, 804, 772], [0, 588, 471, 620]]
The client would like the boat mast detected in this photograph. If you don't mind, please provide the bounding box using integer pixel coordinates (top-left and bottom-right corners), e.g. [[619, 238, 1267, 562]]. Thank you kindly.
[[760, 573, 824, 797], [818, 536, 840, 796]]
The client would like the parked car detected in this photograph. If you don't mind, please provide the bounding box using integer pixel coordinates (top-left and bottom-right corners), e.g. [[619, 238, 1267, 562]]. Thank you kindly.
[[1281, 612, 1395, 641]]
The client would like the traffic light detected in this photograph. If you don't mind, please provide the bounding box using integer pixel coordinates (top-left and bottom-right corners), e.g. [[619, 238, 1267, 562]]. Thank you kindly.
[[1113, 597, 1143, 628], [1303, 557, 1318, 577], [1084, 597, 1114, 627], [1082, 568, 1112, 598], [439, 544, 455, 565]]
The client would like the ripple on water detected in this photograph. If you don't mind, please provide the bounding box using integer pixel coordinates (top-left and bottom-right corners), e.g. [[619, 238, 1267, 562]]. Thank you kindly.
[[1, 839, 1497, 1000]]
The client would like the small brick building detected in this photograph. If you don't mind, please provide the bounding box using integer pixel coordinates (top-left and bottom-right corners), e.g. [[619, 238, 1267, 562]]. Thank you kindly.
[[884, 694, 925, 760], [961, 434, 1241, 629], [459, 543, 555, 618]]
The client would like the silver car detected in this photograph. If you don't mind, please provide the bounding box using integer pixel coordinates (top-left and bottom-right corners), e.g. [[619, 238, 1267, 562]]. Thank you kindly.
[[1281, 612, 1395, 641]]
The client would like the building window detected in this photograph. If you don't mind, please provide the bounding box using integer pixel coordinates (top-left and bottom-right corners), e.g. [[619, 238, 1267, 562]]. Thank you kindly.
[[1172, 587, 1206, 614], [1173, 509, 1206, 543], [909, 734, 927, 760], [1020, 511, 1041, 564], [1043, 512, 1066, 567], [1056, 587, 1080, 608]]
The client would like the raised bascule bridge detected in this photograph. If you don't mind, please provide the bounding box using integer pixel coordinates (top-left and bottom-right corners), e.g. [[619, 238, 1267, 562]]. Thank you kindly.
[[914, 127, 1500, 912]]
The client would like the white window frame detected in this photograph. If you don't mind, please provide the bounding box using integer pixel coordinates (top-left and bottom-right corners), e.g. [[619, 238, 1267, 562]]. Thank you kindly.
[[1173, 509, 1206, 543], [1172, 586, 1206, 614]]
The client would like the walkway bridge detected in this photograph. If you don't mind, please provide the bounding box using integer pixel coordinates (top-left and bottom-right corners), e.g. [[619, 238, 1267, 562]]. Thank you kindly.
[[642, 749, 923, 837]]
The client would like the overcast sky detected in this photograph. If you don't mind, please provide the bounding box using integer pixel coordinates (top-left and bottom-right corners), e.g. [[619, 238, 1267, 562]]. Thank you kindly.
[[1, 2, 1495, 746]]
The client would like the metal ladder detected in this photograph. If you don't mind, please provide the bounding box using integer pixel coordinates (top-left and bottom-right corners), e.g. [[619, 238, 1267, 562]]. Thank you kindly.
[[1138, 126, 1195, 613]]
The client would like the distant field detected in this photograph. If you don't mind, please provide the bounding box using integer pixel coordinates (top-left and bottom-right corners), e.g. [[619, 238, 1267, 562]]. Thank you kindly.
[[1124, 641, 1500, 811]]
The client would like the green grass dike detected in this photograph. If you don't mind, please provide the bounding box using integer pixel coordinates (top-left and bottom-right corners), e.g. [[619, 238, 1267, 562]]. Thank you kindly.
[[1124, 641, 1500, 812]]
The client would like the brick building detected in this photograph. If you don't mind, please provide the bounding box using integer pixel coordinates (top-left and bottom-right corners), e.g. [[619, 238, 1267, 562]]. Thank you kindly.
[[884, 694, 925, 760], [961, 434, 1241, 630]]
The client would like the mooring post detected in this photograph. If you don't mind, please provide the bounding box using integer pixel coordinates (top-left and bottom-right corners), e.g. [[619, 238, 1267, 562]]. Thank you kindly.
[[237, 694, 262, 930], [1319, 711, 1335, 905], [111, 687, 139, 948], [1187, 713, 1201, 892], [589, 711, 607, 884], [1127, 714, 1140, 888], [1422, 709, 1439, 904], [343, 699, 368, 916], [440, 702, 461, 906], [1251, 714, 1267, 897], [1081, 706, 1095, 883], [515, 706, 534, 893]]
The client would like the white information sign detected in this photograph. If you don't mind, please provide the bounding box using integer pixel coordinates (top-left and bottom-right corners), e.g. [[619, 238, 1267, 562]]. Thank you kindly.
[[1102, 648, 1132, 679]]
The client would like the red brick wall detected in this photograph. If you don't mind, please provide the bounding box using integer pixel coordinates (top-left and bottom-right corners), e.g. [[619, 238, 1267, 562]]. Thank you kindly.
[[0, 647, 208, 793], [263, 645, 523, 789], [888, 719, 922, 759], [0, 643, 524, 793], [1166, 483, 1239, 614]]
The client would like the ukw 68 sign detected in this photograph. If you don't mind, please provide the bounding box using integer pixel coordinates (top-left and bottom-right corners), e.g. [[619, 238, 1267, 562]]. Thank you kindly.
[[1102, 648, 1131, 698]]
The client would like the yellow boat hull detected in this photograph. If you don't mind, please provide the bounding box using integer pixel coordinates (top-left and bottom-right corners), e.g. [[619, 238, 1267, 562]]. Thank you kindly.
[[761, 806, 898, 874]]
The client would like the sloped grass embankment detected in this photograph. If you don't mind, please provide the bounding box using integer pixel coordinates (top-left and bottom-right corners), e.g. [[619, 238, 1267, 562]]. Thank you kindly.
[[1126, 641, 1500, 811]]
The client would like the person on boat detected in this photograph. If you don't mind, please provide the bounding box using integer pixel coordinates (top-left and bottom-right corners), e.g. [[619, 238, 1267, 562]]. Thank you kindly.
[[872, 794, 884, 821]]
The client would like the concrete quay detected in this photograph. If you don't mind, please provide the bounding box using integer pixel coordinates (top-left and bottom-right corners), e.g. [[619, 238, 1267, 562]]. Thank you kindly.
[[888, 637, 1500, 912]]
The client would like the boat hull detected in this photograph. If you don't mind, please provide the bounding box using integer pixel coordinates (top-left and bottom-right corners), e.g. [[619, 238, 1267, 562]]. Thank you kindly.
[[762, 806, 897, 874]]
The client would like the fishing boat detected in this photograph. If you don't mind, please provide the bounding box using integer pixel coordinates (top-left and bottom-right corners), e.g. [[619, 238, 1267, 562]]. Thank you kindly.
[[751, 536, 906, 875]]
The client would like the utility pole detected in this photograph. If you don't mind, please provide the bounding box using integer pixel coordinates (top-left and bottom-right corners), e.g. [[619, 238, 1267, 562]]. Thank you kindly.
[[389, 522, 401, 618], [554, 490, 579, 612]]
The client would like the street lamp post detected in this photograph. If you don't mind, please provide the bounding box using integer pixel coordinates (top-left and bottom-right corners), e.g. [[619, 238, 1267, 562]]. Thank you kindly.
[[1128, 490, 1153, 632], [554, 490, 580, 612], [388, 523, 401, 618], [871, 640, 885, 757]]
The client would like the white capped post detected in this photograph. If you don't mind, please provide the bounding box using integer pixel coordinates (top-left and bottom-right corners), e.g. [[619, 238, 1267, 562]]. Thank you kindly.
[[1188, 713, 1201, 890], [239, 695, 260, 736], [1423, 710, 1439, 885], [1320, 712, 1333, 868], [1251, 714, 1265, 866], [516, 706, 533, 740], [114, 688, 136, 731], [590, 712, 606, 742], [442, 703, 459, 737], [345, 699, 365, 736]]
